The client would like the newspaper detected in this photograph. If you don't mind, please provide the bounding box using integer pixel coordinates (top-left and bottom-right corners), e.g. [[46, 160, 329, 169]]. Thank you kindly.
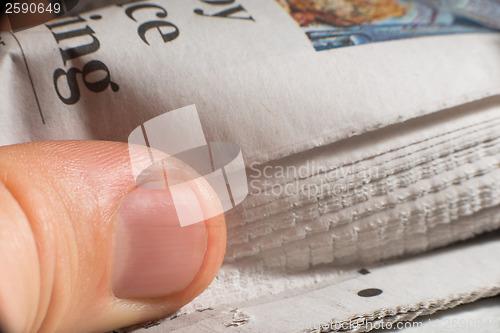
[[1, 1, 500, 332], [130, 230, 500, 332], [1, 0, 500, 165]]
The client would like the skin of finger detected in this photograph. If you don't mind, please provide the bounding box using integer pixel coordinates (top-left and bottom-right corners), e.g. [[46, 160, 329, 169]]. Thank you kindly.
[[0, 182, 40, 333], [0, 141, 226, 333]]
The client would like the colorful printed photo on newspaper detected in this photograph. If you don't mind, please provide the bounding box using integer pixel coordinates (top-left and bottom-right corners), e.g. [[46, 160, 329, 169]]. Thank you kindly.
[[275, 0, 500, 51]]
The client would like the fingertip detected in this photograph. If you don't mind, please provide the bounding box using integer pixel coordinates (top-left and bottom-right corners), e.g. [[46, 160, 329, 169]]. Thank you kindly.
[[0, 141, 227, 333], [112, 187, 208, 299]]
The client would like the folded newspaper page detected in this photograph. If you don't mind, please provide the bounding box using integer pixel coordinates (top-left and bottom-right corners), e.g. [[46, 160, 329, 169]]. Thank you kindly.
[[1, 1, 500, 332], [1, 0, 500, 164]]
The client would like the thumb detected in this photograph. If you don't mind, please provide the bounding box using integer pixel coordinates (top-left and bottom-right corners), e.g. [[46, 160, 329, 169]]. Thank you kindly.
[[0, 141, 226, 333]]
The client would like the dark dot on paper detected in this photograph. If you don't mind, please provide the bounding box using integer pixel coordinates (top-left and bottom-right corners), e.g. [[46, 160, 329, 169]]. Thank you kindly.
[[90, 15, 102, 20], [358, 288, 382, 297], [110, 82, 120, 92], [358, 268, 370, 275]]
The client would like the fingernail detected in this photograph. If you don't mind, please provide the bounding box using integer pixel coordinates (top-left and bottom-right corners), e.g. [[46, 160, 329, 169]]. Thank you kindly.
[[112, 185, 207, 299]]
